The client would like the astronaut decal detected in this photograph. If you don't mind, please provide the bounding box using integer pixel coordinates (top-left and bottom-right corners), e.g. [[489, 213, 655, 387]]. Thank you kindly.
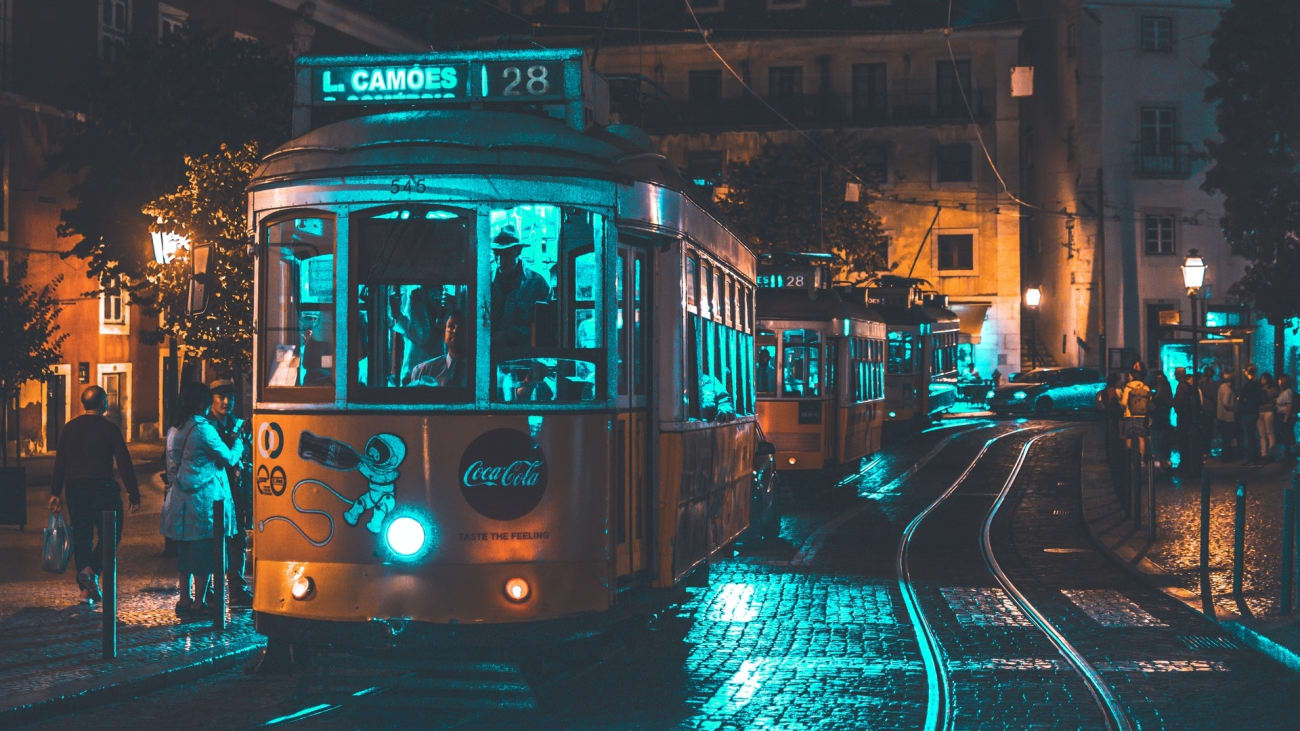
[[297, 430, 407, 534]]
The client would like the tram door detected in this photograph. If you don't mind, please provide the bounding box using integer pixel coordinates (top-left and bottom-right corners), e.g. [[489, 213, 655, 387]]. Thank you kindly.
[[614, 246, 651, 576]]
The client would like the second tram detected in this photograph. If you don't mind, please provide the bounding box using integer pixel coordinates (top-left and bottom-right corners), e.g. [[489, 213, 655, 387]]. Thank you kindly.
[[865, 276, 960, 428]]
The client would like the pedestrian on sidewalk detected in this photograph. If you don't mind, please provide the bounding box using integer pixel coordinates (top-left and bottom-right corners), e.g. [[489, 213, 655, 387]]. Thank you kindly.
[[1277, 375, 1295, 459], [1238, 365, 1263, 465], [1121, 363, 1152, 462], [1216, 374, 1238, 461], [207, 378, 253, 607], [1173, 367, 1198, 472], [1258, 372, 1279, 463], [1199, 366, 1218, 458], [160, 381, 244, 617], [1149, 371, 1174, 471], [46, 386, 142, 603]]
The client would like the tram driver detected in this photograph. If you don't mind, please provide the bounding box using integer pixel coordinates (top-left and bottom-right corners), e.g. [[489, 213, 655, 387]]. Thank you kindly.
[[410, 310, 467, 388], [490, 224, 551, 349]]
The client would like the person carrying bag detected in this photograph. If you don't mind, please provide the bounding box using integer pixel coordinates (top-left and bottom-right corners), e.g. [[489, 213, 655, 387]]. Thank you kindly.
[[42, 509, 73, 573]]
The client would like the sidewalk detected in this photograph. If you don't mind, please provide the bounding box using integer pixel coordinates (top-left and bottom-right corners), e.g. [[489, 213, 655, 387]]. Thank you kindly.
[[1079, 426, 1300, 671], [0, 441, 265, 723]]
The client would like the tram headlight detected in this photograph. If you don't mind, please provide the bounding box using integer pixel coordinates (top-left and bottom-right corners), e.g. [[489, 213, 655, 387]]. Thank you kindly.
[[787, 457, 797, 466], [385, 516, 427, 557], [888, 411, 897, 418], [290, 575, 315, 601], [504, 577, 531, 603]]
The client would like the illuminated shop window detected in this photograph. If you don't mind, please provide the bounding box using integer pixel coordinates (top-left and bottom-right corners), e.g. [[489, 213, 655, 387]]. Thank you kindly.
[[489, 204, 604, 403], [782, 329, 820, 397], [352, 205, 472, 400], [264, 216, 335, 392]]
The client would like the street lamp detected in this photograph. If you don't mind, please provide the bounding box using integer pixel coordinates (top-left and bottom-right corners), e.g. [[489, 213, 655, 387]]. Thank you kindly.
[[1025, 287, 1042, 370], [1182, 249, 1207, 473]]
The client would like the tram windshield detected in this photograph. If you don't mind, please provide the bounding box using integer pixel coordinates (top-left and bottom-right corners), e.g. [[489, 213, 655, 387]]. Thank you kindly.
[[781, 329, 821, 398], [264, 216, 336, 391]]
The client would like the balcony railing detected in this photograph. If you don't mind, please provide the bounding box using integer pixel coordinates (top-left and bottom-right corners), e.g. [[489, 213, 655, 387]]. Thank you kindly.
[[1132, 141, 1195, 178], [633, 88, 989, 134]]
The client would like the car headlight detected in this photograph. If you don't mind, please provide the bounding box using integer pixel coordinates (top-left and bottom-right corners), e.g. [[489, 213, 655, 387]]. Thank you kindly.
[[1013, 391, 1028, 400]]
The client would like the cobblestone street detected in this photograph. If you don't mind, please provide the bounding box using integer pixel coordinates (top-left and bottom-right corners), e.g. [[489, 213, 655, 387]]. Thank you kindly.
[[9, 420, 1300, 729]]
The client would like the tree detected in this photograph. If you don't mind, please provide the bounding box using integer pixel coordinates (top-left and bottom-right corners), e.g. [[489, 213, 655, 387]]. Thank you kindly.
[[717, 134, 890, 283], [1203, 0, 1300, 374], [0, 260, 67, 466], [140, 142, 259, 376], [55, 27, 290, 287]]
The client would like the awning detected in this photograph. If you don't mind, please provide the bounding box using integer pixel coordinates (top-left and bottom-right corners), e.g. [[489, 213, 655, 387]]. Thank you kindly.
[[949, 302, 991, 344]]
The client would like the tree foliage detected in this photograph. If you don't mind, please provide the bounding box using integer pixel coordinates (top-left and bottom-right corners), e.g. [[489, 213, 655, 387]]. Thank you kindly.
[[55, 27, 290, 285], [140, 142, 259, 375], [0, 260, 67, 395], [717, 134, 889, 283], [1203, 0, 1300, 324]]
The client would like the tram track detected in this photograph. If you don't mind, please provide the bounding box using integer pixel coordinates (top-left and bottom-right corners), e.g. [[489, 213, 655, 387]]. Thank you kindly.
[[896, 425, 1135, 731]]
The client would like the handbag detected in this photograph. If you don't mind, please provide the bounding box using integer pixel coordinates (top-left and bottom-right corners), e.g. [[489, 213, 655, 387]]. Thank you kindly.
[[42, 510, 73, 574]]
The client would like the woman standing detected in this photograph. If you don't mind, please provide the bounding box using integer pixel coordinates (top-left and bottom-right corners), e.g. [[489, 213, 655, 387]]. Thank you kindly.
[[160, 381, 244, 616], [1259, 372, 1279, 463], [1277, 376, 1295, 459]]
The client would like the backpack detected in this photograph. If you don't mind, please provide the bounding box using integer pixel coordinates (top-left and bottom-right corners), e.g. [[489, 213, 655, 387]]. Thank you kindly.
[[1126, 382, 1151, 416]]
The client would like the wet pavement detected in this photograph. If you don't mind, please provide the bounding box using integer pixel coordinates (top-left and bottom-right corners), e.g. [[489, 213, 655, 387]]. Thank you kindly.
[[9, 420, 1300, 728]]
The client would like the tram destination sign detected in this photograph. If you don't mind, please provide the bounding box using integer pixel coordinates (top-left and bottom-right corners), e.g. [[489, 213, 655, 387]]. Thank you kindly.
[[307, 54, 571, 107], [758, 268, 822, 290]]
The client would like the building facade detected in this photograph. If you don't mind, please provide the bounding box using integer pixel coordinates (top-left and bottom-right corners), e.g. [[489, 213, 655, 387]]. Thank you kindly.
[[477, 0, 1027, 380], [1021, 0, 1243, 379], [2, 0, 423, 455]]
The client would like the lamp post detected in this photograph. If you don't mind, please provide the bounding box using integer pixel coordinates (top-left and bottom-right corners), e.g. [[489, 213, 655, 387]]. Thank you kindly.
[[1182, 249, 1207, 473], [1025, 287, 1042, 370]]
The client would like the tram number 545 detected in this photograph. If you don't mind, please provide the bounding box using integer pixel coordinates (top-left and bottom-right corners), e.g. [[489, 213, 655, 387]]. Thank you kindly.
[[501, 65, 550, 96], [390, 175, 427, 195]]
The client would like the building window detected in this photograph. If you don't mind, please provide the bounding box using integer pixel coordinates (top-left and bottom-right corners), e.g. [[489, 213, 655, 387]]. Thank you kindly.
[[1143, 215, 1175, 255], [686, 150, 724, 198], [1139, 106, 1176, 172], [98, 0, 131, 62], [158, 3, 186, 40], [0, 135, 8, 241], [936, 59, 971, 114], [936, 143, 972, 182], [0, 250, 7, 282], [100, 284, 129, 335], [937, 234, 974, 271], [767, 66, 802, 100], [851, 63, 887, 120], [688, 69, 722, 103], [1141, 16, 1173, 52]]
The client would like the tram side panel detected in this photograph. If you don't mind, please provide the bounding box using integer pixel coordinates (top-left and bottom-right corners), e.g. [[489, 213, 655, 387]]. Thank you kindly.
[[251, 412, 613, 625]]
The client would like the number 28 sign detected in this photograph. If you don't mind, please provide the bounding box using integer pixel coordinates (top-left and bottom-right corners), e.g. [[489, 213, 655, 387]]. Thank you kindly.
[[479, 60, 565, 101]]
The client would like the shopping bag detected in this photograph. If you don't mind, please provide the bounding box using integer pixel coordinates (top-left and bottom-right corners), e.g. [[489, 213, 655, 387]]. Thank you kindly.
[[42, 510, 73, 574]]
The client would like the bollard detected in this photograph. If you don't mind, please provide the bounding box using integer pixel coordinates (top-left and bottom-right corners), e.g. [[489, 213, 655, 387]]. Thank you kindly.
[[1132, 451, 1143, 531], [101, 509, 117, 659], [1148, 456, 1157, 541], [1233, 481, 1246, 599], [1199, 470, 1214, 617], [213, 499, 227, 631], [1284, 485, 1296, 614]]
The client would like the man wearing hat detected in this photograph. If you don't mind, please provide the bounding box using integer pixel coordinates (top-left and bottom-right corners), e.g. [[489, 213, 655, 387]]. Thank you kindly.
[[490, 223, 551, 350], [207, 378, 253, 605]]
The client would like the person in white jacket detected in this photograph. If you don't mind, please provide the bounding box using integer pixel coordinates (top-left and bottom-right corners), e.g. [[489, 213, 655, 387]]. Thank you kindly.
[[160, 381, 245, 616]]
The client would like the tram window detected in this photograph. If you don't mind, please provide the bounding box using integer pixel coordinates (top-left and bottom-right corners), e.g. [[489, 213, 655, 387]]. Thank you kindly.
[[490, 205, 604, 403], [685, 315, 701, 418], [888, 330, 914, 375], [700, 261, 712, 320], [782, 329, 821, 398], [351, 205, 473, 399], [756, 328, 777, 395], [724, 277, 733, 326], [633, 254, 646, 396], [711, 269, 721, 323], [616, 252, 627, 396], [685, 253, 698, 310], [263, 215, 336, 394]]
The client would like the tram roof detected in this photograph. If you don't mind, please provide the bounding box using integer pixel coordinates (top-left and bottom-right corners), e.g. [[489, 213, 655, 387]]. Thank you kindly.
[[252, 109, 697, 192], [757, 287, 881, 325]]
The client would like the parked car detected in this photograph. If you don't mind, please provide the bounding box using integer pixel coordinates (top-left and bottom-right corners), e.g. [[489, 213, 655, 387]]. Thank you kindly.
[[989, 367, 1105, 416], [747, 424, 781, 542]]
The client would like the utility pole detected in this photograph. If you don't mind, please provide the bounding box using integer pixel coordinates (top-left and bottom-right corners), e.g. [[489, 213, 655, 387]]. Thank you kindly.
[[1096, 168, 1107, 376]]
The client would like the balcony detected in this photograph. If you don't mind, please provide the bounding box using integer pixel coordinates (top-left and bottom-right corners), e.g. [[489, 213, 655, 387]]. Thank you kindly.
[[1132, 141, 1195, 178], [631, 88, 989, 134]]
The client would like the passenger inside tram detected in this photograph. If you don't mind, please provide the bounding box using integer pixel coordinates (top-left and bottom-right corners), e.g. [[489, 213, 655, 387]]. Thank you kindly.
[[409, 310, 467, 388]]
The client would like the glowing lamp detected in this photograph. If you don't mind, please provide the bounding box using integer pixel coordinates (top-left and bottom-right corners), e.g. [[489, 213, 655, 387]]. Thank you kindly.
[[150, 228, 190, 265], [787, 457, 797, 465], [1024, 287, 1042, 308], [504, 578, 531, 603], [290, 575, 314, 600], [1181, 249, 1206, 292], [385, 516, 427, 556]]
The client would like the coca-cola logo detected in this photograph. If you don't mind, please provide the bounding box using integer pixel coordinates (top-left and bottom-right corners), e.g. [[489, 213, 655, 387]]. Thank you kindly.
[[458, 429, 548, 520]]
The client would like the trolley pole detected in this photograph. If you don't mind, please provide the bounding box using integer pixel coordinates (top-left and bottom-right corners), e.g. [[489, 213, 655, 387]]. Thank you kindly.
[[101, 509, 117, 659], [1233, 481, 1246, 600], [1283, 483, 1296, 614], [1199, 470, 1214, 617], [213, 500, 227, 631]]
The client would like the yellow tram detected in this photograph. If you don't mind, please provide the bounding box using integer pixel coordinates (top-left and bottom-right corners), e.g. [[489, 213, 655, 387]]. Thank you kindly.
[[244, 50, 757, 646], [754, 258, 886, 475], [866, 277, 960, 427]]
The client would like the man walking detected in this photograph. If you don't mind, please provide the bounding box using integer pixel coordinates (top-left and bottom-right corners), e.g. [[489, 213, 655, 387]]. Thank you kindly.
[[1238, 365, 1263, 465], [1173, 367, 1199, 473], [47, 386, 140, 602], [207, 378, 254, 606]]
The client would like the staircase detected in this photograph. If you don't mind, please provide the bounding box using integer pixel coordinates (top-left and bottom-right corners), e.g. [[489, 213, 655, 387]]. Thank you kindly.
[[1021, 334, 1057, 370]]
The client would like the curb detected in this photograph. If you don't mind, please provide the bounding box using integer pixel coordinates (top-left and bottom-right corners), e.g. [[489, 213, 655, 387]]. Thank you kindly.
[[1074, 432, 1300, 674], [1, 638, 264, 726]]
